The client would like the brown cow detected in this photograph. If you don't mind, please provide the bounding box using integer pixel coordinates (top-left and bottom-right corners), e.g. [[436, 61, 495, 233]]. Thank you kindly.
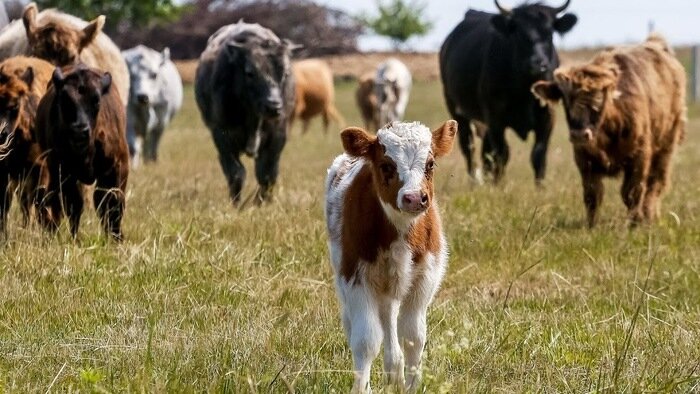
[[532, 35, 686, 227], [355, 71, 379, 132], [290, 59, 343, 134], [36, 64, 129, 240], [0, 2, 130, 106], [0, 56, 53, 234]]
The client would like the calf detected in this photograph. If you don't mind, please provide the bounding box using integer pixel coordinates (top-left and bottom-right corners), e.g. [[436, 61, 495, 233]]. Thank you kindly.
[[532, 35, 686, 227], [325, 120, 457, 392], [290, 59, 343, 134], [36, 64, 129, 240], [355, 72, 378, 132], [0, 56, 53, 234], [375, 59, 412, 126], [123, 45, 183, 167]]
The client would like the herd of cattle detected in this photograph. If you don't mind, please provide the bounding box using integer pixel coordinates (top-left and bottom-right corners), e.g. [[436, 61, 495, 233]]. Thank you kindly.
[[0, 0, 690, 390]]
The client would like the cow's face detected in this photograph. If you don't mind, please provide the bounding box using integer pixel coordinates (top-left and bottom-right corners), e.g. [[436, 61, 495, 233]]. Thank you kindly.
[[341, 121, 457, 220], [51, 66, 112, 156], [23, 3, 104, 67], [226, 36, 295, 119], [491, 0, 577, 78], [127, 47, 170, 107], [532, 64, 619, 144], [0, 66, 33, 157]]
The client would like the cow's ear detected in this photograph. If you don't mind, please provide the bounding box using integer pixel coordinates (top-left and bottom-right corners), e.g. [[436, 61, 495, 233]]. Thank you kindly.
[[80, 15, 105, 50], [531, 80, 562, 106], [432, 120, 458, 158], [20, 66, 34, 88], [282, 39, 303, 53], [341, 127, 376, 158], [554, 13, 577, 34], [52, 67, 64, 90], [100, 72, 112, 95], [491, 14, 514, 35], [22, 2, 38, 41], [161, 47, 170, 65]]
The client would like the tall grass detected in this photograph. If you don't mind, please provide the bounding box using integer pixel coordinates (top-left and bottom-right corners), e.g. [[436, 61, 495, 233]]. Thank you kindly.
[[0, 79, 698, 392]]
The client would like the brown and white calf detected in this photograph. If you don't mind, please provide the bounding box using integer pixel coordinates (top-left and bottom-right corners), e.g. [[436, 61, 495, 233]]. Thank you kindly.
[[325, 120, 457, 392], [532, 35, 686, 227]]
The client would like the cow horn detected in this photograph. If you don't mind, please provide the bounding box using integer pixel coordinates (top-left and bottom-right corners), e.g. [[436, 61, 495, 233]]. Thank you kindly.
[[494, 0, 511, 15], [553, 0, 571, 13]]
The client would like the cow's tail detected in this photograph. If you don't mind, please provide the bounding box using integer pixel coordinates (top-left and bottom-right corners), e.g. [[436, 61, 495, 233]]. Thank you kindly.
[[646, 33, 674, 55], [326, 103, 345, 127]]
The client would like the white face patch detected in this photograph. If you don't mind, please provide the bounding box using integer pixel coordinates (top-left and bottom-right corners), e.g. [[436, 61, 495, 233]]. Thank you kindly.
[[376, 121, 432, 216]]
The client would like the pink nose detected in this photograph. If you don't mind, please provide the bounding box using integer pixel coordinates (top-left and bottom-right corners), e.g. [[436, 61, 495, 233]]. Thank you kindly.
[[401, 192, 428, 212]]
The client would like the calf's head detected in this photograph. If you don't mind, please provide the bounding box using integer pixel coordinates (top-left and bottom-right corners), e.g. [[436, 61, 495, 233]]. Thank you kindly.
[[341, 120, 457, 218], [532, 63, 619, 144], [225, 32, 297, 118], [0, 65, 35, 157], [23, 3, 105, 67], [491, 0, 577, 78], [127, 47, 170, 107], [51, 65, 112, 158]]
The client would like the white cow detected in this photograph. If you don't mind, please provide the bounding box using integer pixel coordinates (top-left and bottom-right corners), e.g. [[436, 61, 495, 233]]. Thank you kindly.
[[123, 45, 183, 168], [375, 58, 412, 126]]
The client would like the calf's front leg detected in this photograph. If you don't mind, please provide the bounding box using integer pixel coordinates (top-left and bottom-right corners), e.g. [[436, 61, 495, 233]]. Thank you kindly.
[[621, 158, 650, 226]]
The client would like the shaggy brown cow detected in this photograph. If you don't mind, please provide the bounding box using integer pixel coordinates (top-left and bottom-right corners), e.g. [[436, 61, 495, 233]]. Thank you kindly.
[[0, 56, 53, 234], [36, 64, 129, 240], [290, 59, 343, 134], [532, 35, 686, 227], [0, 2, 129, 106], [355, 71, 379, 132]]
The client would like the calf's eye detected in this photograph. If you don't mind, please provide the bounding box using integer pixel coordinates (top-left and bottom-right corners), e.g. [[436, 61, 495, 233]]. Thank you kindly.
[[380, 163, 395, 177], [426, 160, 435, 171]]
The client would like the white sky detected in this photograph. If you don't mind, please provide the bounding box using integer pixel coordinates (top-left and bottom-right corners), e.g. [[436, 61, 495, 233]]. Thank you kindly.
[[316, 0, 700, 51]]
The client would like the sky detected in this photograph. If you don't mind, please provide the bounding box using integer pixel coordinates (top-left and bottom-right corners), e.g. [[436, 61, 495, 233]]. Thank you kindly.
[[316, 0, 700, 51]]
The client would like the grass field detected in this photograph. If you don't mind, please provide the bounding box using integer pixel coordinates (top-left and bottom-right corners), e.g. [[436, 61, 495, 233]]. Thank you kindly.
[[1, 78, 699, 392]]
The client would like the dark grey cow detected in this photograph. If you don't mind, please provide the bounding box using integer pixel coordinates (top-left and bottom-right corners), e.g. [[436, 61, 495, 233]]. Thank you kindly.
[[440, 0, 577, 185], [195, 21, 296, 205]]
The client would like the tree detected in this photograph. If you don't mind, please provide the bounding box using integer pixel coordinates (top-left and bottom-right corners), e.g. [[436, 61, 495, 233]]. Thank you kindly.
[[362, 0, 432, 51], [35, 0, 184, 33]]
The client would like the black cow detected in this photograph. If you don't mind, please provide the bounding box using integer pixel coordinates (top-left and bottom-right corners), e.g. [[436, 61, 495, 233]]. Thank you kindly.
[[440, 0, 577, 185], [195, 21, 296, 205]]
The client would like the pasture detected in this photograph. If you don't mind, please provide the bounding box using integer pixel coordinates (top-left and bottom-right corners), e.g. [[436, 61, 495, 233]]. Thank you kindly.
[[1, 78, 699, 392]]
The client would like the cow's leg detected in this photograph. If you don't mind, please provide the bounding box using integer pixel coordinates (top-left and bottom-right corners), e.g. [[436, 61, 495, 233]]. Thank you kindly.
[[532, 107, 554, 186], [580, 170, 604, 228], [145, 124, 165, 163], [302, 119, 311, 135], [37, 165, 62, 233], [322, 111, 330, 134], [621, 158, 649, 226], [254, 126, 287, 204], [212, 129, 246, 205], [483, 124, 508, 183], [0, 176, 12, 235], [380, 299, 404, 388], [60, 177, 83, 239], [643, 147, 674, 221], [454, 116, 480, 183], [94, 170, 126, 241], [346, 284, 381, 393]]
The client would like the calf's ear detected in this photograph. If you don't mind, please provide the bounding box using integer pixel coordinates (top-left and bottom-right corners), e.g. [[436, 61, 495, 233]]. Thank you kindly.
[[22, 2, 38, 41], [80, 15, 105, 50], [341, 127, 376, 158], [531, 80, 562, 107], [554, 13, 577, 34], [432, 120, 458, 158], [100, 72, 112, 95], [161, 47, 170, 65]]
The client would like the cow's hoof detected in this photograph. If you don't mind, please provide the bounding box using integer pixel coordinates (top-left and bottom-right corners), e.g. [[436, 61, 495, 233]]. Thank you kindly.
[[469, 168, 484, 185]]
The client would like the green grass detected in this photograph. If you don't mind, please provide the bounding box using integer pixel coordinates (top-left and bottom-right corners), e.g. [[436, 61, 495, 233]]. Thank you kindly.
[[0, 79, 699, 392]]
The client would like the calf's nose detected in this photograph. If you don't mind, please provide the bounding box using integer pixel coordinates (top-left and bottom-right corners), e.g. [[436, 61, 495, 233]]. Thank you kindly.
[[136, 94, 149, 104], [401, 191, 428, 213]]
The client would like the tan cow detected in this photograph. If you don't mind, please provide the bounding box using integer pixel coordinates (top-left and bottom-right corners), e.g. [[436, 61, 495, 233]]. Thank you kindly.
[[532, 34, 686, 227], [0, 2, 129, 106], [290, 59, 343, 134], [355, 71, 379, 132]]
